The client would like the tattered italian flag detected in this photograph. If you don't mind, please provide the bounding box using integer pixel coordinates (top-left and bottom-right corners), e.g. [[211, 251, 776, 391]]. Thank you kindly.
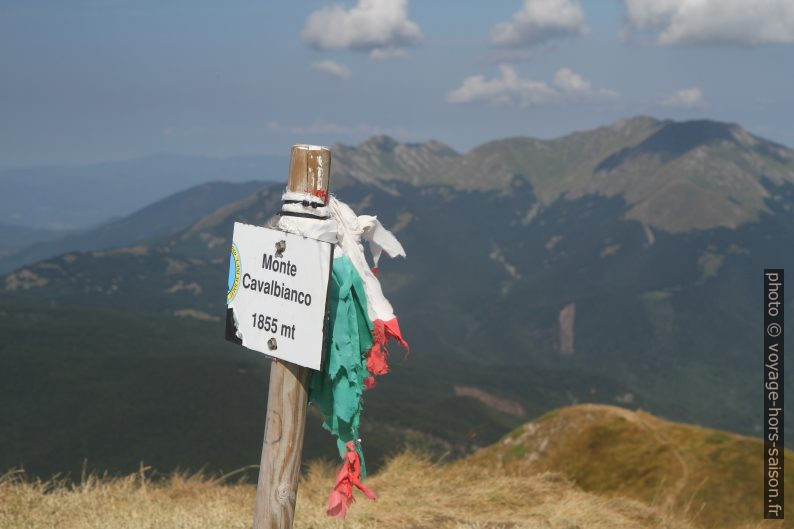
[[277, 194, 407, 518]]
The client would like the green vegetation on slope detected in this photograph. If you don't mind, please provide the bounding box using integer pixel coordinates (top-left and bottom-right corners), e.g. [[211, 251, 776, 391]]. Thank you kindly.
[[0, 296, 553, 479]]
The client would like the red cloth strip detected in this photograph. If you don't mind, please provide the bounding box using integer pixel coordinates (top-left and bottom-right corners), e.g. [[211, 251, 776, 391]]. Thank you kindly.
[[326, 441, 376, 518], [365, 318, 409, 382]]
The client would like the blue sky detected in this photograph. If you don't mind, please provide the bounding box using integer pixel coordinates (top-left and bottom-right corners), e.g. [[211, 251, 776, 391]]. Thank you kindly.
[[1, 0, 793, 167]]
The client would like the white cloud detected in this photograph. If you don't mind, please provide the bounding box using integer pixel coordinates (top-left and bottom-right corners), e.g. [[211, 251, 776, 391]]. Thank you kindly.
[[554, 67, 618, 99], [553, 67, 590, 93], [446, 64, 556, 107], [622, 0, 794, 46], [311, 60, 352, 79], [660, 87, 705, 108], [447, 65, 616, 107], [301, 0, 422, 58], [491, 0, 587, 48]]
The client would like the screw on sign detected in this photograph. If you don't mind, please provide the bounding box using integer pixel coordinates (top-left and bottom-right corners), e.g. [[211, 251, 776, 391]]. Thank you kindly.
[[224, 144, 408, 529]]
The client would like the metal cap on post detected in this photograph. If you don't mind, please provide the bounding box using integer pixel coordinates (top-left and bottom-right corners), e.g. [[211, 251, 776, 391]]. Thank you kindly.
[[252, 144, 332, 529], [287, 144, 331, 202]]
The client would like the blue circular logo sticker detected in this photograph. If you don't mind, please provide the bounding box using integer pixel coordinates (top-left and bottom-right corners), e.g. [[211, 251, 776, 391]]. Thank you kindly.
[[227, 242, 241, 303]]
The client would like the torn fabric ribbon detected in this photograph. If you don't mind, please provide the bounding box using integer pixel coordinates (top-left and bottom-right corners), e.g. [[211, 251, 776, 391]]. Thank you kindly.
[[276, 192, 407, 518], [326, 441, 377, 518]]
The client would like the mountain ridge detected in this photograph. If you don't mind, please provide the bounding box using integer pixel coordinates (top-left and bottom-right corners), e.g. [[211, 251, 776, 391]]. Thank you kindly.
[[0, 154, 287, 231], [2, 116, 789, 234], [330, 116, 794, 232], [0, 180, 267, 274]]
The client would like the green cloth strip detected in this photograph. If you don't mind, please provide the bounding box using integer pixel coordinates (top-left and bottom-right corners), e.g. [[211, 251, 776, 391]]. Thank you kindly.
[[309, 254, 374, 475]]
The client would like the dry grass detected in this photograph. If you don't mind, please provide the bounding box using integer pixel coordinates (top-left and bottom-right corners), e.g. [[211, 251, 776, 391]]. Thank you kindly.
[[0, 451, 760, 529], [467, 404, 792, 529]]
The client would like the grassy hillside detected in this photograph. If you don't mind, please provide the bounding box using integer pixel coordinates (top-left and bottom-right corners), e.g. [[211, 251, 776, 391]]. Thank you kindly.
[[0, 453, 731, 529], [2, 413, 785, 529], [467, 404, 793, 528]]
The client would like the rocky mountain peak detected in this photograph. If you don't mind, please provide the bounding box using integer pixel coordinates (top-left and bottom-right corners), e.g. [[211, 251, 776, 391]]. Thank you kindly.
[[360, 134, 400, 153], [331, 117, 794, 232]]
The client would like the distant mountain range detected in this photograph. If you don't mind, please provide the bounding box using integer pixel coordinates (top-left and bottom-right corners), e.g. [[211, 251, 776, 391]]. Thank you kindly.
[[0, 153, 286, 231], [2, 116, 792, 479], [0, 180, 266, 274], [333, 116, 794, 232], [0, 222, 66, 259]]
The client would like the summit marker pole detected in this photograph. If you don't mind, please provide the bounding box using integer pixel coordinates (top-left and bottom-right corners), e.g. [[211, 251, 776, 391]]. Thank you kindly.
[[252, 145, 331, 529]]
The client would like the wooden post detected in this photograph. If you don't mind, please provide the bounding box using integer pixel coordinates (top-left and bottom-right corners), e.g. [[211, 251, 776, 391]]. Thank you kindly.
[[253, 144, 332, 529]]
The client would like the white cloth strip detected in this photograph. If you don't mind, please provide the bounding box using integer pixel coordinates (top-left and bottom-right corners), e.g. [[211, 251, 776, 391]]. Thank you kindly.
[[277, 191, 337, 242], [277, 192, 405, 323], [327, 196, 405, 323]]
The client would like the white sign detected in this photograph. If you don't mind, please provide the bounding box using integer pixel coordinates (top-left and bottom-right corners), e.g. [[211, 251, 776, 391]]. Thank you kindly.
[[225, 221, 333, 370]]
